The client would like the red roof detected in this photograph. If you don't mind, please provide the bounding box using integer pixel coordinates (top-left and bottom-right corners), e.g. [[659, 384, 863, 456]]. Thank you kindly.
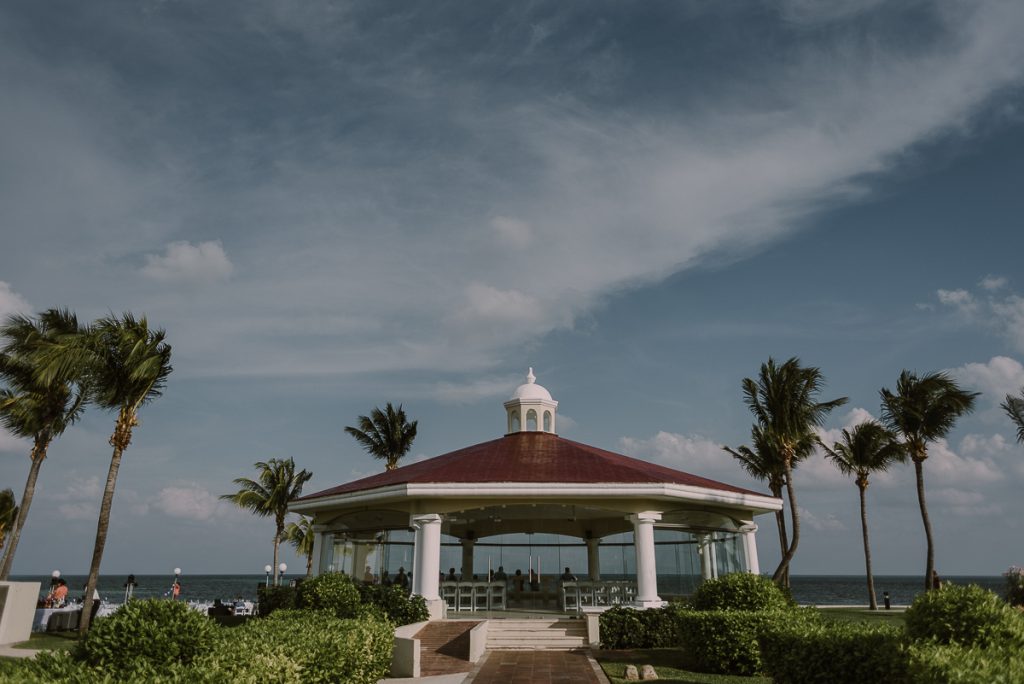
[[299, 431, 764, 500]]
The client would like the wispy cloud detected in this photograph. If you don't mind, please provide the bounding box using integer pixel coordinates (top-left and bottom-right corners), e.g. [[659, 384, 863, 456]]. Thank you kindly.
[[141, 241, 233, 283], [0, 281, 31, 319]]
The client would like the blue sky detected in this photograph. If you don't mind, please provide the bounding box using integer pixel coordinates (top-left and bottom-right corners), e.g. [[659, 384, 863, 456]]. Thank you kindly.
[[2, 0, 1023, 578]]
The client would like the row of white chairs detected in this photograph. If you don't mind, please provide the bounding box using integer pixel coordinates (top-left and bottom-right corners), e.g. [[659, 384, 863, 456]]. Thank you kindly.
[[441, 581, 507, 611], [561, 581, 637, 612]]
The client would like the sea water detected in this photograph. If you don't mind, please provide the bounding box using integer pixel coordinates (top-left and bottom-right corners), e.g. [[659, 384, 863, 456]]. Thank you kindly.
[[14, 573, 1007, 606]]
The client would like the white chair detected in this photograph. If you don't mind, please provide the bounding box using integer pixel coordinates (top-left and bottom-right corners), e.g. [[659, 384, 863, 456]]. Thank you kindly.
[[578, 581, 595, 608], [561, 582, 579, 612], [457, 582, 475, 611], [594, 583, 610, 606], [441, 582, 458, 610], [488, 582, 506, 610], [473, 582, 490, 611]]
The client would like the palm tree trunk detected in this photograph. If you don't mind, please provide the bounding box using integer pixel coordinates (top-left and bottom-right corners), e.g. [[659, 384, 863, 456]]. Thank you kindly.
[[80, 412, 133, 634], [0, 438, 47, 579], [913, 457, 935, 591], [273, 518, 282, 584], [772, 458, 800, 583], [858, 481, 877, 610], [306, 547, 314, 577], [770, 483, 790, 588]]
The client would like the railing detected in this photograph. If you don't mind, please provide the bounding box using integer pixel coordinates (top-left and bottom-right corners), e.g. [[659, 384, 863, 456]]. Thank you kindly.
[[560, 580, 637, 612], [441, 581, 507, 612]]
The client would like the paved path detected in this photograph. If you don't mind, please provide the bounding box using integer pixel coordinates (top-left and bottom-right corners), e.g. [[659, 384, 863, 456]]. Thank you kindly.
[[0, 645, 42, 659], [464, 650, 609, 684]]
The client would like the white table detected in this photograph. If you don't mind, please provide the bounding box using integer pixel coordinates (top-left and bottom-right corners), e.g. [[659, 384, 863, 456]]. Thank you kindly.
[[32, 606, 79, 632]]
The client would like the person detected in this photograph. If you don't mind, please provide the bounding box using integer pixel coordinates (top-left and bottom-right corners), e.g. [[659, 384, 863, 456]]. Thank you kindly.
[[171, 580, 181, 600], [529, 569, 540, 591], [446, 567, 458, 582], [381, 570, 392, 586], [395, 567, 409, 589], [931, 570, 943, 590], [560, 567, 577, 582], [493, 566, 508, 582], [123, 574, 137, 602], [513, 569, 525, 592], [363, 565, 375, 584], [45, 579, 68, 608]]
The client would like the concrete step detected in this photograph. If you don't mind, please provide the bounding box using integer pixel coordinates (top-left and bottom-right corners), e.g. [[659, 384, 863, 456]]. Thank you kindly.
[[485, 618, 587, 650]]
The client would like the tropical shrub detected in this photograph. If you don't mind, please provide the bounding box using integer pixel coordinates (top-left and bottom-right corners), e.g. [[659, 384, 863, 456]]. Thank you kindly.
[[759, 620, 908, 684], [1004, 566, 1024, 607], [296, 571, 362, 618], [599, 605, 681, 649], [196, 609, 393, 684], [689, 572, 793, 612], [256, 584, 297, 616], [907, 640, 1024, 684], [75, 598, 218, 675], [675, 608, 820, 676], [357, 583, 429, 625], [905, 584, 1023, 648]]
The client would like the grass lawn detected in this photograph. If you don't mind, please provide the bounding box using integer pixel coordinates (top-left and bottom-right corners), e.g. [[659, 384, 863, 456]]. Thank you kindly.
[[596, 649, 771, 684], [818, 606, 906, 626], [11, 631, 78, 651]]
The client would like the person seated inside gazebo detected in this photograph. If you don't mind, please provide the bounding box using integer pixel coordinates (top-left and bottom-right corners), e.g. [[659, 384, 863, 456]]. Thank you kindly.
[[381, 570, 392, 586], [445, 567, 458, 582], [395, 567, 409, 589], [493, 566, 508, 582], [560, 567, 577, 582], [363, 565, 375, 583], [513, 569, 525, 591]]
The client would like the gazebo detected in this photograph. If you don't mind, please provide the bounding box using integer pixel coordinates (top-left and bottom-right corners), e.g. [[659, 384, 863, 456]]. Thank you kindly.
[[292, 370, 782, 619]]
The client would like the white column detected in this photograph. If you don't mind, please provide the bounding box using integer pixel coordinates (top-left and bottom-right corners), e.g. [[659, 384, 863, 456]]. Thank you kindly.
[[411, 513, 444, 619], [461, 539, 475, 579], [318, 532, 335, 574], [586, 539, 601, 580], [629, 511, 665, 608], [741, 524, 760, 575], [310, 529, 325, 577], [699, 534, 714, 580]]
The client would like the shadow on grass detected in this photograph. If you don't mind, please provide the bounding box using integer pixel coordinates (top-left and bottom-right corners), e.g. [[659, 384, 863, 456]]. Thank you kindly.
[[14, 631, 79, 651], [597, 649, 770, 684]]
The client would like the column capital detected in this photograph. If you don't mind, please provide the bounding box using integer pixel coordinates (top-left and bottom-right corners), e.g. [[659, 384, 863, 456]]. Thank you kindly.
[[739, 523, 758, 533], [410, 513, 443, 527], [628, 511, 662, 524]]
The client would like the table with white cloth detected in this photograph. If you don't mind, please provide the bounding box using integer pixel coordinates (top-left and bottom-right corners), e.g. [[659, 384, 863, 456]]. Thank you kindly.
[[32, 605, 81, 632]]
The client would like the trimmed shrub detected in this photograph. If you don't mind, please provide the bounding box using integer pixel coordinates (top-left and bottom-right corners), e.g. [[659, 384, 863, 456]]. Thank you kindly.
[[1004, 566, 1024, 607], [197, 609, 393, 684], [75, 598, 218, 675], [256, 584, 297, 616], [599, 605, 681, 649], [759, 620, 908, 684], [905, 584, 1023, 648], [296, 571, 362, 618], [357, 583, 429, 625], [908, 641, 1024, 684], [675, 608, 819, 676], [690, 572, 793, 612]]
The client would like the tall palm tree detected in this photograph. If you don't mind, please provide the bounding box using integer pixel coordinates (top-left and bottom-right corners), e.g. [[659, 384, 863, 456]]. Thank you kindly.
[[0, 489, 17, 553], [1002, 388, 1024, 444], [345, 403, 418, 471], [742, 357, 847, 583], [286, 515, 316, 577], [35, 313, 172, 632], [0, 310, 89, 579], [222, 458, 313, 584], [724, 425, 791, 585], [881, 370, 978, 591], [824, 422, 905, 609]]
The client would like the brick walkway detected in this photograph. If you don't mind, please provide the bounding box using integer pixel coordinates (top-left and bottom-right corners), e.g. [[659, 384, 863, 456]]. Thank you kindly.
[[466, 650, 604, 684]]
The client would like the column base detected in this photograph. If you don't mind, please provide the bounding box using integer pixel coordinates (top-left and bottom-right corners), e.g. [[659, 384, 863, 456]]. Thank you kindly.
[[424, 598, 446, 620], [633, 598, 667, 609]]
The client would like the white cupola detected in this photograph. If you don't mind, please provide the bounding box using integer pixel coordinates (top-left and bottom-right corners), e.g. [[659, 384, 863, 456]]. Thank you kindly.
[[504, 367, 558, 434]]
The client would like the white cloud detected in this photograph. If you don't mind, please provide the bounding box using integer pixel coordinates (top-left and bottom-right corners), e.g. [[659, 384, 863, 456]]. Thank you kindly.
[[937, 283, 1024, 353], [937, 288, 977, 313], [433, 375, 522, 403], [951, 356, 1024, 405], [619, 431, 749, 485], [0, 430, 29, 454], [925, 438, 1002, 486], [491, 216, 533, 249], [141, 241, 233, 283], [980, 275, 1008, 291], [154, 484, 222, 521], [798, 506, 846, 531], [929, 488, 1003, 517], [0, 281, 31, 319]]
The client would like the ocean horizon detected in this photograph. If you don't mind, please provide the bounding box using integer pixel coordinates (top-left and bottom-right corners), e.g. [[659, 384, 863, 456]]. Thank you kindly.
[[14, 573, 1007, 607]]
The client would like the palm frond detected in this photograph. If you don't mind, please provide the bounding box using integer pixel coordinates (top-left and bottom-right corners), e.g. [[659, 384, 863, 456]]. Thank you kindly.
[[1002, 389, 1024, 444]]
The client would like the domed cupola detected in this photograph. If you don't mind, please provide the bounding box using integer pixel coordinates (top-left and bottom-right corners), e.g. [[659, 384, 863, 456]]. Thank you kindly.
[[504, 368, 558, 434]]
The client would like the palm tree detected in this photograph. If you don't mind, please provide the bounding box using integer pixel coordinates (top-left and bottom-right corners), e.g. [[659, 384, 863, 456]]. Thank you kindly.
[[286, 515, 316, 577], [824, 422, 905, 609], [880, 370, 978, 591], [742, 357, 847, 583], [34, 313, 172, 632], [1002, 388, 1024, 444], [345, 403, 418, 471], [222, 458, 313, 584], [0, 310, 89, 579], [0, 489, 17, 553], [724, 425, 791, 586]]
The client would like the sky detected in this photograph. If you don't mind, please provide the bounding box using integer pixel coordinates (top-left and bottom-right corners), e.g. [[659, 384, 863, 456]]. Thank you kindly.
[[2, 0, 1024, 579]]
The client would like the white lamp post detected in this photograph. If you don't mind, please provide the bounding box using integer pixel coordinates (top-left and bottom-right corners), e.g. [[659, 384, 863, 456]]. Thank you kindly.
[[50, 569, 60, 586], [278, 563, 287, 586], [264, 564, 272, 587]]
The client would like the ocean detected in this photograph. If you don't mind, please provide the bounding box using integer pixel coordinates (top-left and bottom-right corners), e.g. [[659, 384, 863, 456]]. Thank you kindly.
[[13, 573, 1007, 607]]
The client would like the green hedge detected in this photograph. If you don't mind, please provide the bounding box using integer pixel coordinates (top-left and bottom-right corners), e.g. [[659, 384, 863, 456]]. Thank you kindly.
[[599, 605, 682, 649], [675, 608, 820, 676], [296, 572, 362, 618], [357, 583, 429, 626], [905, 584, 1023, 648], [759, 620, 909, 684], [690, 572, 793, 612], [256, 584, 297, 616], [907, 641, 1024, 684]]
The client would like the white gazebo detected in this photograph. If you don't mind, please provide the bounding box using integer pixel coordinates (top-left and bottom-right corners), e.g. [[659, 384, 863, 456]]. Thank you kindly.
[[292, 370, 782, 619]]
